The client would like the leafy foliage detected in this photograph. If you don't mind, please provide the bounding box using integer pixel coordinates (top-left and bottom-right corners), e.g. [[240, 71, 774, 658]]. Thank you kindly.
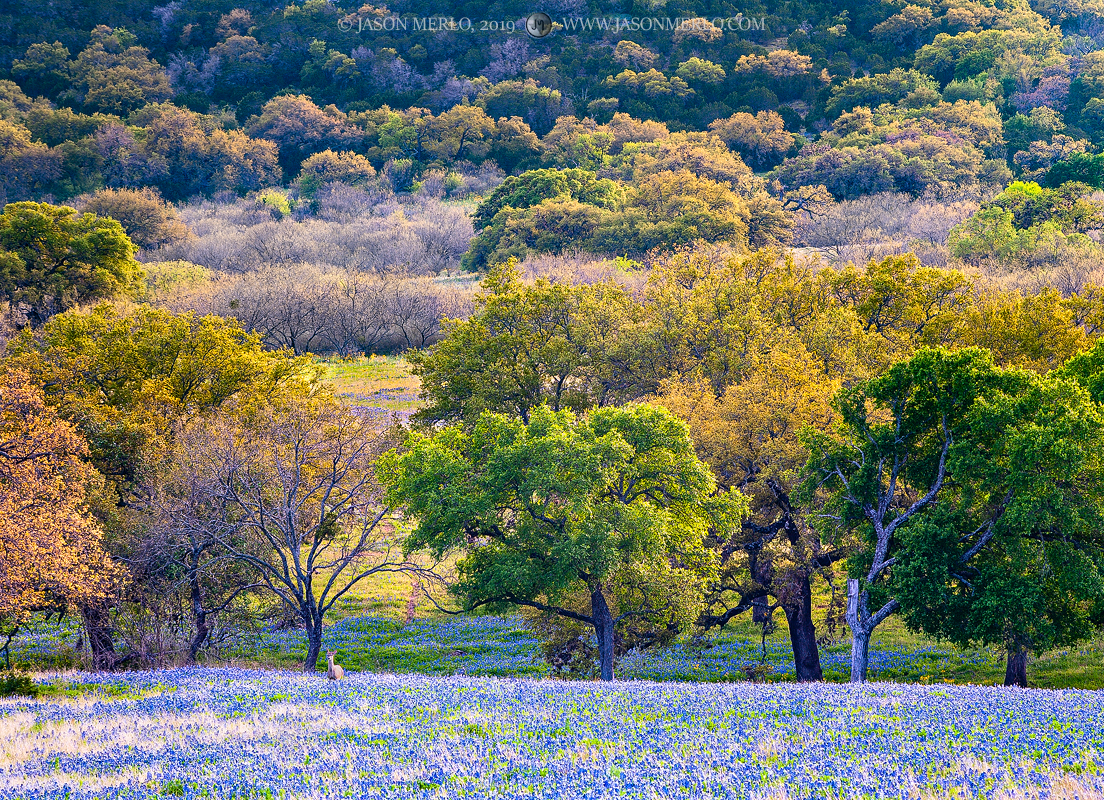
[[0, 202, 142, 323], [0, 0, 1094, 231], [4, 303, 317, 493], [801, 347, 1104, 682], [949, 181, 1103, 265], [471, 168, 621, 229], [0, 370, 117, 625], [0, 672, 39, 698], [381, 403, 744, 679], [409, 260, 641, 424]]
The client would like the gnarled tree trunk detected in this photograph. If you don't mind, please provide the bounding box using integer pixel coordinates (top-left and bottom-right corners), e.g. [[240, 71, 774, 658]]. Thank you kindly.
[[1004, 639, 1029, 687], [846, 578, 871, 683], [591, 586, 615, 681], [783, 572, 823, 682], [304, 605, 324, 673], [845, 578, 901, 683], [80, 602, 118, 671], [849, 626, 871, 683], [188, 570, 211, 663]]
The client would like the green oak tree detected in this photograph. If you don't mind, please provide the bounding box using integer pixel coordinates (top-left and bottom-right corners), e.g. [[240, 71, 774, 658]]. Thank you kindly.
[[802, 347, 1104, 684], [409, 261, 645, 425], [381, 403, 745, 680], [0, 202, 143, 325], [801, 347, 1011, 682], [472, 168, 623, 229], [892, 371, 1104, 686]]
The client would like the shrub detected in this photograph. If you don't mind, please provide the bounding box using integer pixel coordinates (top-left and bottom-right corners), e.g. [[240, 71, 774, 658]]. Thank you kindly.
[[0, 672, 39, 698]]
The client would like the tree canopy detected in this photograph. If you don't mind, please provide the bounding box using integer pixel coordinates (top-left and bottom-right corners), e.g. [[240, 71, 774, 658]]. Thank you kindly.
[[0, 369, 116, 630], [410, 261, 643, 425], [381, 403, 744, 680], [0, 202, 143, 323], [4, 303, 318, 494], [801, 347, 1104, 684]]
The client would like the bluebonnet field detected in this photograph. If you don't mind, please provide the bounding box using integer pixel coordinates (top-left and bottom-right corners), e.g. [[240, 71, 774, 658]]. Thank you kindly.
[[237, 613, 1001, 684], [7, 612, 1005, 683], [2, 667, 1104, 799]]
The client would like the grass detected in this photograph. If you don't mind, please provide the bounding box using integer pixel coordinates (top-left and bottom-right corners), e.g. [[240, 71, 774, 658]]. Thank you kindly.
[[305, 565, 1104, 688], [317, 354, 421, 412], [301, 541, 448, 624], [8, 566, 1104, 688], [0, 672, 39, 697], [0, 670, 180, 701], [241, 614, 547, 676], [698, 582, 1104, 689]]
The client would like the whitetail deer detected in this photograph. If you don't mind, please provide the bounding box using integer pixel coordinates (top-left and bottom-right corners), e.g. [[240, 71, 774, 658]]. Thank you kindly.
[[326, 650, 344, 680]]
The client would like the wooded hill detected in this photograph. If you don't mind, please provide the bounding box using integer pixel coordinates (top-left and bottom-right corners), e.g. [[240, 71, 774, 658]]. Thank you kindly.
[[0, 0, 1100, 208]]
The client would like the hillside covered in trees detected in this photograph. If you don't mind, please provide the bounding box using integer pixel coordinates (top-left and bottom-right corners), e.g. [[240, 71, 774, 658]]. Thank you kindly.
[[1, 0, 1102, 212], [2, 0, 1103, 317]]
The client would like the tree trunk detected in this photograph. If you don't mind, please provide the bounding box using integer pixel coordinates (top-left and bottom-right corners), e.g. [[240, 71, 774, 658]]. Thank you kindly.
[[80, 602, 118, 671], [783, 572, 823, 682], [1004, 641, 1029, 688], [304, 609, 323, 673], [591, 586, 615, 681], [846, 578, 870, 683], [188, 574, 210, 664], [189, 610, 210, 664], [849, 627, 871, 683]]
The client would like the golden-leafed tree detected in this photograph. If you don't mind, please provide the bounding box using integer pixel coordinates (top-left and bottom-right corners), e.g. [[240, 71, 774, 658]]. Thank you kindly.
[[80, 187, 191, 250], [0, 370, 116, 638], [654, 347, 843, 681]]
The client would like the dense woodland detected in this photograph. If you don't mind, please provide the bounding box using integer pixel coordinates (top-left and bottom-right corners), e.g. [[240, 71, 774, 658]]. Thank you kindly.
[[3, 0, 1104, 686]]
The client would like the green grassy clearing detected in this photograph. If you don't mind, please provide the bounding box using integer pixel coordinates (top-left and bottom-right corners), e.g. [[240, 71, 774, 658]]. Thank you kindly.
[[317, 354, 421, 410], [9, 563, 1103, 687], [703, 579, 1104, 688]]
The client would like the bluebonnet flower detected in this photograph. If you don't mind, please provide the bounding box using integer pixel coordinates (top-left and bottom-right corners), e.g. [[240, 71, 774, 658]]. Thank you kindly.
[[1, 668, 1102, 799], [4, 614, 1098, 799]]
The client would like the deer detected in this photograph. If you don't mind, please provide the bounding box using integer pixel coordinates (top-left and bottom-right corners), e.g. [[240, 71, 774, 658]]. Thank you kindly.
[[326, 650, 344, 681]]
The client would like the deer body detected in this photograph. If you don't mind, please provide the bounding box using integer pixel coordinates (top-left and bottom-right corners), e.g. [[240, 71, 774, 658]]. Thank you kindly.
[[326, 650, 344, 680]]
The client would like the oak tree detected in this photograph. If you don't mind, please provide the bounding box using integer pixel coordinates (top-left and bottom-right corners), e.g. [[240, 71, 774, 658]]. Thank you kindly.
[[801, 347, 1104, 684], [382, 403, 741, 680], [0, 202, 142, 325]]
